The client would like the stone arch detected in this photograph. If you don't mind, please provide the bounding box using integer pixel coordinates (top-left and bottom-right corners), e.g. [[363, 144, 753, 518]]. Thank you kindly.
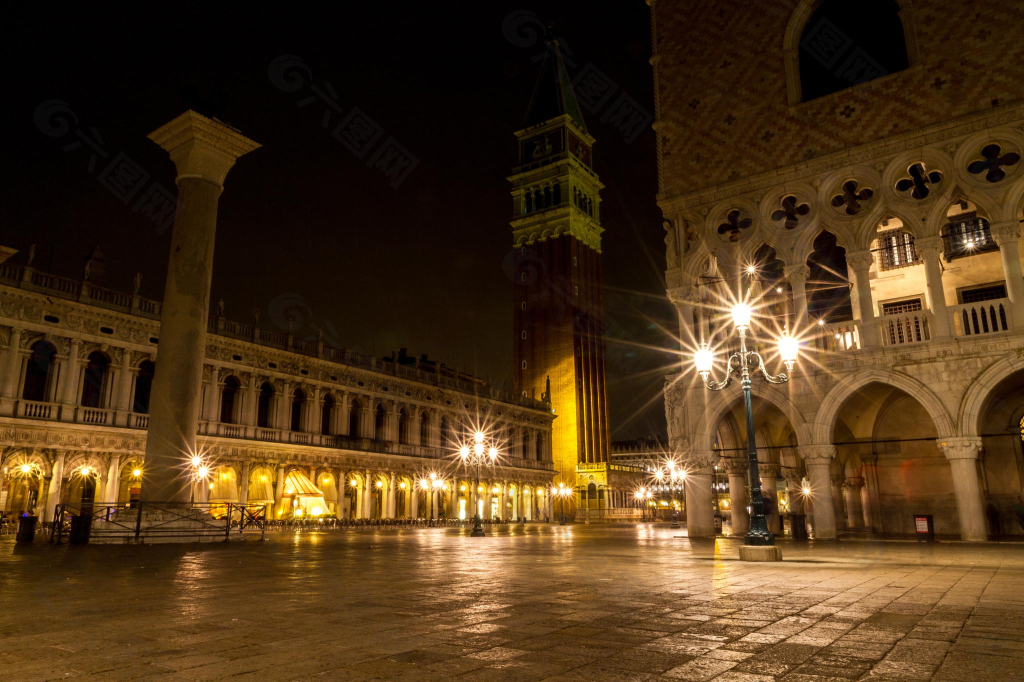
[[812, 368, 955, 444], [693, 381, 811, 454], [957, 354, 1024, 438]]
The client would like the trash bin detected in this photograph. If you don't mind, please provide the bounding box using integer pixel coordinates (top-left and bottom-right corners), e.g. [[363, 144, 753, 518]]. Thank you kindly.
[[790, 514, 808, 541], [69, 515, 92, 545], [914, 514, 934, 542], [16, 515, 38, 544]]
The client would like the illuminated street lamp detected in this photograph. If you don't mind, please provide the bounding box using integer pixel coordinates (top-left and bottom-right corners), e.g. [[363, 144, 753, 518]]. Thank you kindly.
[[458, 430, 499, 537], [694, 303, 798, 552], [552, 482, 572, 524], [655, 461, 686, 528]]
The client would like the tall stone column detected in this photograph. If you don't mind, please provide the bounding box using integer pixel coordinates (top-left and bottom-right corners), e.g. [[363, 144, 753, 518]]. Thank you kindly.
[[725, 458, 749, 535], [59, 338, 81, 422], [363, 470, 372, 518], [114, 355, 134, 425], [274, 465, 286, 518], [684, 452, 716, 537], [759, 463, 781, 534], [938, 438, 987, 541], [846, 250, 877, 346], [800, 445, 837, 539], [104, 454, 121, 504], [237, 461, 250, 506], [1, 326, 23, 411], [784, 263, 810, 330], [915, 237, 951, 338], [783, 469, 805, 515], [844, 477, 864, 528], [43, 451, 65, 523], [387, 472, 396, 518], [831, 474, 847, 531], [141, 111, 259, 504], [336, 470, 346, 520], [991, 222, 1024, 323]]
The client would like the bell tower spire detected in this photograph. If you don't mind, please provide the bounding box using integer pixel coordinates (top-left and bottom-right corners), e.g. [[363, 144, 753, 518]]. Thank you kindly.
[[510, 33, 611, 509]]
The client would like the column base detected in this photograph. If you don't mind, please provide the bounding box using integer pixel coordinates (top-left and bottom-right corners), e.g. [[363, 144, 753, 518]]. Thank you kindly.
[[739, 545, 783, 562]]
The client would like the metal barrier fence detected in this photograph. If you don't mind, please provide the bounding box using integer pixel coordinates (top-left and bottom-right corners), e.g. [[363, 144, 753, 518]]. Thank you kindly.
[[51, 502, 268, 545], [266, 518, 518, 532]]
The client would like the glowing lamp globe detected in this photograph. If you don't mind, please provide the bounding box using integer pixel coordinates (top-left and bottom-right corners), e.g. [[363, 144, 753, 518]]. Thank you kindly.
[[694, 344, 714, 376], [731, 303, 752, 329], [778, 333, 799, 370]]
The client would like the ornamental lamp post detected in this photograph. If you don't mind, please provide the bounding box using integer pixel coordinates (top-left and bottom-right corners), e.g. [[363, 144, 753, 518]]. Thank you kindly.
[[694, 302, 798, 561], [552, 482, 572, 524], [458, 430, 499, 537]]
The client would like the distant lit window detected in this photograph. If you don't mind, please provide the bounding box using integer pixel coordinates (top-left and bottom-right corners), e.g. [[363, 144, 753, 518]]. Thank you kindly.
[[941, 212, 996, 261], [875, 230, 919, 271]]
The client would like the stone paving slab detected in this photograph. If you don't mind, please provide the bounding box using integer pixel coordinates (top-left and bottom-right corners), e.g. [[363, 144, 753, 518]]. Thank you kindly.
[[1, 525, 1023, 680]]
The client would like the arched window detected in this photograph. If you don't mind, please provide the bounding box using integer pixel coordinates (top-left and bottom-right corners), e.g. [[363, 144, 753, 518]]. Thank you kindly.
[[533, 189, 543, 209], [321, 394, 334, 435], [552, 182, 561, 205], [806, 231, 852, 323], [420, 411, 431, 445], [374, 403, 387, 441], [220, 375, 240, 424], [536, 432, 544, 461], [875, 223, 920, 271], [80, 351, 110, 408], [439, 417, 452, 447], [257, 382, 274, 428], [543, 186, 552, 208], [22, 340, 56, 402], [524, 192, 533, 213], [398, 408, 409, 444], [798, 0, 909, 102], [290, 388, 306, 432], [521, 430, 529, 458], [349, 398, 362, 437], [133, 360, 155, 414], [941, 209, 996, 261]]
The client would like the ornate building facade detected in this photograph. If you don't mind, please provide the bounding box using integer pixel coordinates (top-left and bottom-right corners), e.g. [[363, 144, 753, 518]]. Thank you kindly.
[[510, 37, 618, 516], [653, 0, 1024, 539], [0, 263, 556, 525]]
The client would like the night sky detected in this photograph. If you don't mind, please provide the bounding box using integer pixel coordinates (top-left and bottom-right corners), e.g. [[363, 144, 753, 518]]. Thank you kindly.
[[1, 3, 675, 441]]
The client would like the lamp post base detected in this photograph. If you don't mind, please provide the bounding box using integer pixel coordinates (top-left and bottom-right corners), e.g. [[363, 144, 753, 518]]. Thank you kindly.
[[739, 545, 783, 562], [471, 515, 485, 537]]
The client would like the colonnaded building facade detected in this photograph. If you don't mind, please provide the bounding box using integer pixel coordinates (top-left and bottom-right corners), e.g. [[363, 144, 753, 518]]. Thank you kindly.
[[0, 260, 556, 525], [653, 0, 1024, 540]]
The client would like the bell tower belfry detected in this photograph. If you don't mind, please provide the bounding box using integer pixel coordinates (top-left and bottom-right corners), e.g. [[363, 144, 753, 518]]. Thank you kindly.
[[510, 36, 611, 500]]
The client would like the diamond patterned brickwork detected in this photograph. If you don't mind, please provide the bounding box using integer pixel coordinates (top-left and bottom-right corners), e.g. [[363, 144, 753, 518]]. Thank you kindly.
[[652, 0, 1024, 200]]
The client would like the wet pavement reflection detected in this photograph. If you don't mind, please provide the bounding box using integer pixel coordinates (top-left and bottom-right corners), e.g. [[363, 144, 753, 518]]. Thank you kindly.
[[1, 524, 1021, 680]]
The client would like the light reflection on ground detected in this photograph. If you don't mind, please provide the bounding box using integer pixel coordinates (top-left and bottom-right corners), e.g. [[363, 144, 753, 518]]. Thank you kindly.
[[1, 524, 1021, 680]]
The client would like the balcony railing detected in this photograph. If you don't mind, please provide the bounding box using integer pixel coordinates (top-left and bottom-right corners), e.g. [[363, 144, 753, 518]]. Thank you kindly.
[[879, 310, 931, 346], [952, 298, 1012, 336], [18, 400, 57, 420], [812, 321, 860, 352], [129, 414, 149, 429], [76, 407, 115, 425]]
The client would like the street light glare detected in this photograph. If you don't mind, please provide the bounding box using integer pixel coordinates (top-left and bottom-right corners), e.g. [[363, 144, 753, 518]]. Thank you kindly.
[[694, 344, 714, 375], [474, 431, 485, 444], [473, 442, 484, 456], [459, 445, 470, 458], [190, 455, 202, 468], [731, 303, 752, 329]]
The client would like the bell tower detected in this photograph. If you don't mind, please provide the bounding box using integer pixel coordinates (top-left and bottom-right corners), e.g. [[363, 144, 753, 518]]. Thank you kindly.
[[510, 35, 611, 498]]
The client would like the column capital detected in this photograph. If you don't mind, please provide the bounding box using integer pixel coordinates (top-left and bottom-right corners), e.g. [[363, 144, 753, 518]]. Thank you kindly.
[[148, 110, 261, 187], [937, 437, 983, 461], [846, 250, 874, 272], [667, 285, 699, 305], [682, 450, 717, 471], [724, 457, 748, 475], [990, 221, 1022, 246], [798, 444, 836, 463], [915, 236, 943, 258], [843, 476, 865, 490], [783, 263, 810, 284], [830, 473, 846, 486]]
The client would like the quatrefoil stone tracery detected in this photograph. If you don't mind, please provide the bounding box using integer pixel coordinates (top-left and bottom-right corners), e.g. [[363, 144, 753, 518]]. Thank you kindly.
[[895, 163, 943, 200], [716, 209, 752, 242], [967, 144, 1020, 183], [830, 180, 874, 215], [770, 195, 810, 230]]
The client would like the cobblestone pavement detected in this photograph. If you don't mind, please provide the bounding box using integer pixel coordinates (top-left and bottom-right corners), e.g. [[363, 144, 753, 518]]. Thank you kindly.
[[1, 524, 1022, 681]]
